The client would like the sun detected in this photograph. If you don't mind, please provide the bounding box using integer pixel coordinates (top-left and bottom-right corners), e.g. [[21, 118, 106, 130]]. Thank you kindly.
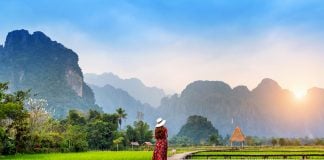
[[293, 89, 307, 100]]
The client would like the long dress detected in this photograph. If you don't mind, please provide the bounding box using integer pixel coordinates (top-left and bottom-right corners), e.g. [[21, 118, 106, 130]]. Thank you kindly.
[[152, 127, 168, 160]]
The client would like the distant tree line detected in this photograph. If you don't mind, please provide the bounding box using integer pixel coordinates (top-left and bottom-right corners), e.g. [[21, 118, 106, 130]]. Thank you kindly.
[[168, 115, 324, 147], [234, 136, 324, 147], [0, 82, 153, 155], [170, 133, 324, 147]]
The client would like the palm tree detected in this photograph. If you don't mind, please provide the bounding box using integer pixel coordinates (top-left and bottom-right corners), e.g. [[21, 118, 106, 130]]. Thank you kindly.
[[116, 107, 127, 130]]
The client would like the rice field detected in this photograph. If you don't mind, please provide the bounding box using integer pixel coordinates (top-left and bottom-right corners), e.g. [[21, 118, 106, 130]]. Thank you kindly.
[[0, 151, 152, 160], [3, 146, 324, 159], [0, 147, 197, 160], [188, 146, 324, 159]]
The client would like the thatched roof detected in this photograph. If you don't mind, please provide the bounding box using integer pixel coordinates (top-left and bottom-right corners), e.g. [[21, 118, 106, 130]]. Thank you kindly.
[[143, 142, 153, 146], [230, 126, 245, 142], [131, 142, 139, 146]]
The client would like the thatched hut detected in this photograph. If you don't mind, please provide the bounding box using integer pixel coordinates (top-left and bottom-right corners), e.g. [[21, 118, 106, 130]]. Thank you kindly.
[[143, 142, 153, 150], [230, 126, 245, 147], [130, 142, 139, 150], [143, 142, 153, 146]]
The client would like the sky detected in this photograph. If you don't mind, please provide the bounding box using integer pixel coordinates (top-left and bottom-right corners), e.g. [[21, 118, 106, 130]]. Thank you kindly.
[[1, 0, 324, 94]]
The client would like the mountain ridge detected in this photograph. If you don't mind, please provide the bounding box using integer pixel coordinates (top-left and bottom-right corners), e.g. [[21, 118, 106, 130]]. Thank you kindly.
[[159, 78, 324, 137], [89, 84, 157, 128], [84, 72, 165, 107]]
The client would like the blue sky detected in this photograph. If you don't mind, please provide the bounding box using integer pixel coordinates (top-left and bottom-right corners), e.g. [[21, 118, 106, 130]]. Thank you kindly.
[[1, 0, 324, 94]]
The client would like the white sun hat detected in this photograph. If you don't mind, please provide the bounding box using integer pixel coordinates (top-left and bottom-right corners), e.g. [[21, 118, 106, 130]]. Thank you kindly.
[[155, 117, 166, 128]]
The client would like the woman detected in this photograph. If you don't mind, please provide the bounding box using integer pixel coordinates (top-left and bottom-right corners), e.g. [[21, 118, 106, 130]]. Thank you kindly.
[[152, 117, 168, 160]]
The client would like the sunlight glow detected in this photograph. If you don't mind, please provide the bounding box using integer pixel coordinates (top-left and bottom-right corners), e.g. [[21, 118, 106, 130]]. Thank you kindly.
[[293, 89, 307, 100]]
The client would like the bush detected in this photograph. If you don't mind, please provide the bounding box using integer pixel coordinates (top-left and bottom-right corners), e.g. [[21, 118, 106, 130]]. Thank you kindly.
[[169, 136, 194, 147], [2, 138, 16, 155]]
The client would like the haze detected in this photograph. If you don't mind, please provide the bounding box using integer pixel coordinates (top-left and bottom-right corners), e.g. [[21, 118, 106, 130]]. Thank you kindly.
[[1, 0, 323, 94]]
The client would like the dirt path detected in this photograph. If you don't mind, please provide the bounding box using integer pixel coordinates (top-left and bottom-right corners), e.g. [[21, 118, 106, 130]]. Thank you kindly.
[[167, 151, 197, 160]]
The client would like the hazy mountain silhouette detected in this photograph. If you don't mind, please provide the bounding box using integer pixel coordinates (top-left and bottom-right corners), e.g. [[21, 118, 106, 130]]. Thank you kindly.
[[84, 73, 165, 107], [159, 79, 324, 137], [90, 84, 157, 128], [0, 29, 101, 118]]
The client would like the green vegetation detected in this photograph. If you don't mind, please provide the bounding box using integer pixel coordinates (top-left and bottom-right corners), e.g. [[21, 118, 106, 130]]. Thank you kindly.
[[3, 81, 324, 160], [169, 136, 194, 146], [0, 151, 152, 160], [0, 82, 30, 154], [126, 121, 153, 145], [0, 82, 153, 155], [116, 107, 127, 130]]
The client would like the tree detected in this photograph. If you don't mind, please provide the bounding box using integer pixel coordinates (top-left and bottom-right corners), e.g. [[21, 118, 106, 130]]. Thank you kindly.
[[125, 125, 138, 143], [279, 138, 286, 146], [125, 121, 153, 145], [271, 138, 278, 146], [314, 138, 324, 145], [88, 109, 101, 122], [209, 134, 221, 146], [113, 137, 124, 151], [245, 136, 255, 146], [63, 125, 88, 152], [0, 82, 30, 154], [116, 108, 127, 130], [14, 119, 31, 153], [87, 120, 114, 150], [67, 110, 86, 126], [26, 98, 50, 133], [134, 121, 153, 144], [102, 113, 119, 131]]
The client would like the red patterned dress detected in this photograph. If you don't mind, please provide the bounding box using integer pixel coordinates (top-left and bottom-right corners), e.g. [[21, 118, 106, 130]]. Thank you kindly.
[[152, 126, 168, 160]]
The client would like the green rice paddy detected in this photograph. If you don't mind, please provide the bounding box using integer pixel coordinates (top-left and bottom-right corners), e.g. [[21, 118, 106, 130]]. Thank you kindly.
[[0, 151, 152, 160], [2, 146, 324, 159], [189, 146, 324, 159]]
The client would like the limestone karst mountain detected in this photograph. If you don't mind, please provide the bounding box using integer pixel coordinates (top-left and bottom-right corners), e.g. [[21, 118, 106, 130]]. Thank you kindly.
[[0, 29, 101, 118], [159, 79, 324, 137]]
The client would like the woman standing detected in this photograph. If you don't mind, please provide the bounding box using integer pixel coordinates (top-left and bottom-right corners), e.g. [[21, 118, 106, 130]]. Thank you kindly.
[[152, 117, 168, 160]]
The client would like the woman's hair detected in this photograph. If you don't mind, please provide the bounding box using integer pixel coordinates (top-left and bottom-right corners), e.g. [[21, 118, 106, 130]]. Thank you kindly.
[[155, 126, 166, 139]]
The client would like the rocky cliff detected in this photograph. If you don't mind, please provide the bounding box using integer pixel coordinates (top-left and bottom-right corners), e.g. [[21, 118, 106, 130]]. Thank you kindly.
[[0, 29, 101, 118]]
